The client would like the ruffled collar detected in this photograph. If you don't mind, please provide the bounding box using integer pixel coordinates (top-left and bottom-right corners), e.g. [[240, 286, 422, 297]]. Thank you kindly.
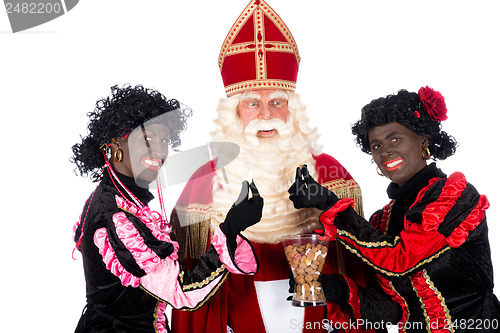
[[101, 167, 155, 205], [387, 163, 446, 203]]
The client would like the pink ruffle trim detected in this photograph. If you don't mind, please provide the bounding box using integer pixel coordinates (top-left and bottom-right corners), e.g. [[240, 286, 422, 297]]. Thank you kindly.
[[113, 212, 164, 274], [93, 196, 181, 287], [115, 196, 179, 259], [211, 227, 258, 274], [155, 301, 168, 333], [94, 228, 141, 287]]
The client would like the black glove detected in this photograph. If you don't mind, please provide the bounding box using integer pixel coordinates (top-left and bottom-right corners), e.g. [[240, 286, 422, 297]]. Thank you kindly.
[[287, 271, 348, 304], [220, 181, 264, 249], [318, 274, 349, 305], [288, 165, 338, 211]]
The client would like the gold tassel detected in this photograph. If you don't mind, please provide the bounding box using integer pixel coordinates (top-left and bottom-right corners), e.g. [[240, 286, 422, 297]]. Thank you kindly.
[[171, 209, 212, 261], [321, 178, 364, 275], [323, 179, 364, 218]]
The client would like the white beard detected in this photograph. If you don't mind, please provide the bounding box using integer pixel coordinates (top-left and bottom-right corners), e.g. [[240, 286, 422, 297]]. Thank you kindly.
[[210, 93, 324, 244]]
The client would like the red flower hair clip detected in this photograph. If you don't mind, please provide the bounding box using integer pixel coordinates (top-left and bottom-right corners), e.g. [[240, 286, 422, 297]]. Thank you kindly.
[[418, 86, 448, 121]]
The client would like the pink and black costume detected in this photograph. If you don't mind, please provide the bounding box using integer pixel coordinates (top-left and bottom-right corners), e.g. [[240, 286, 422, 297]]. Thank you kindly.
[[321, 163, 500, 332], [73, 169, 258, 332]]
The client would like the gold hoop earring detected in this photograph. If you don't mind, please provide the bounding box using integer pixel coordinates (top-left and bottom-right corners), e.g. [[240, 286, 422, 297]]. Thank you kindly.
[[114, 148, 123, 163], [421, 147, 431, 160], [376, 166, 384, 176]]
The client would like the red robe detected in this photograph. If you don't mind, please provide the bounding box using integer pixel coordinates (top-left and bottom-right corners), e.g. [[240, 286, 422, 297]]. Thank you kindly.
[[170, 154, 374, 333]]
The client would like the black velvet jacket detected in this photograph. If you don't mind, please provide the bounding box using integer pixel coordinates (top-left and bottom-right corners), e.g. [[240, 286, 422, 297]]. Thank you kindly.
[[324, 163, 500, 332]]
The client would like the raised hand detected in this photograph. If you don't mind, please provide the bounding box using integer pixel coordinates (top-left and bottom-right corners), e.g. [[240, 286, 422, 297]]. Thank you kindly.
[[220, 181, 264, 247], [288, 165, 337, 211]]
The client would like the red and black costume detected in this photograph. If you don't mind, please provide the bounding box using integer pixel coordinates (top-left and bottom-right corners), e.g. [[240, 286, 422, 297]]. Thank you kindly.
[[321, 163, 500, 332]]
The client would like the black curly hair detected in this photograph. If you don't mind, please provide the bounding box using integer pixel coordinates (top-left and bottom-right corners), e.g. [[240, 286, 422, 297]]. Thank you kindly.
[[71, 84, 192, 182], [351, 89, 457, 160]]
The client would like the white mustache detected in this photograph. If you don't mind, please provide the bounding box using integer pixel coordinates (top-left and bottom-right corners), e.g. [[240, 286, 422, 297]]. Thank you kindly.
[[244, 119, 288, 135]]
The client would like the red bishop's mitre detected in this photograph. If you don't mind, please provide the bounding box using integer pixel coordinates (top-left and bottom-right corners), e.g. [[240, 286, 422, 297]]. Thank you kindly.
[[218, 0, 301, 97]]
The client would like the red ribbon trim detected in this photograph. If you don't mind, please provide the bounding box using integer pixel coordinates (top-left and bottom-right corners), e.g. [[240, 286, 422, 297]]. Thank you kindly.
[[410, 271, 452, 332]]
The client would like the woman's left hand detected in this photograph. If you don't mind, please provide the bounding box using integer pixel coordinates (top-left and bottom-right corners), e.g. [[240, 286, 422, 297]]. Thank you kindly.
[[288, 165, 337, 211]]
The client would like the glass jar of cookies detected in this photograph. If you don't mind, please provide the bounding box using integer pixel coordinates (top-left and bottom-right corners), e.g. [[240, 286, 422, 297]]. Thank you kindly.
[[282, 234, 330, 307]]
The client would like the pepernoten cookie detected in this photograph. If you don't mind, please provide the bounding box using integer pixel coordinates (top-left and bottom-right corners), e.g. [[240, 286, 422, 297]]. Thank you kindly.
[[285, 243, 328, 303]]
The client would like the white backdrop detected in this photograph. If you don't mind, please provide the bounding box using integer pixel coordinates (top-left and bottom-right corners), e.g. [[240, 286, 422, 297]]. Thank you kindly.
[[1, 1, 499, 331]]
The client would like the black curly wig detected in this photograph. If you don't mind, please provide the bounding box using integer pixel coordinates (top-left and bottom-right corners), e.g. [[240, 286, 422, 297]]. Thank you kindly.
[[71, 84, 192, 182], [351, 89, 457, 160]]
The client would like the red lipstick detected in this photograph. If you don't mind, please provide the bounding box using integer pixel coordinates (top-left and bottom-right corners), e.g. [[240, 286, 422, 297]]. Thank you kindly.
[[383, 158, 404, 171]]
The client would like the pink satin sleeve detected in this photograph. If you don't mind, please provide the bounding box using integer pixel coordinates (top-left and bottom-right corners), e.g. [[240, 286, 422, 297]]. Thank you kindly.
[[211, 227, 258, 274], [139, 257, 226, 310], [93, 214, 228, 310]]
